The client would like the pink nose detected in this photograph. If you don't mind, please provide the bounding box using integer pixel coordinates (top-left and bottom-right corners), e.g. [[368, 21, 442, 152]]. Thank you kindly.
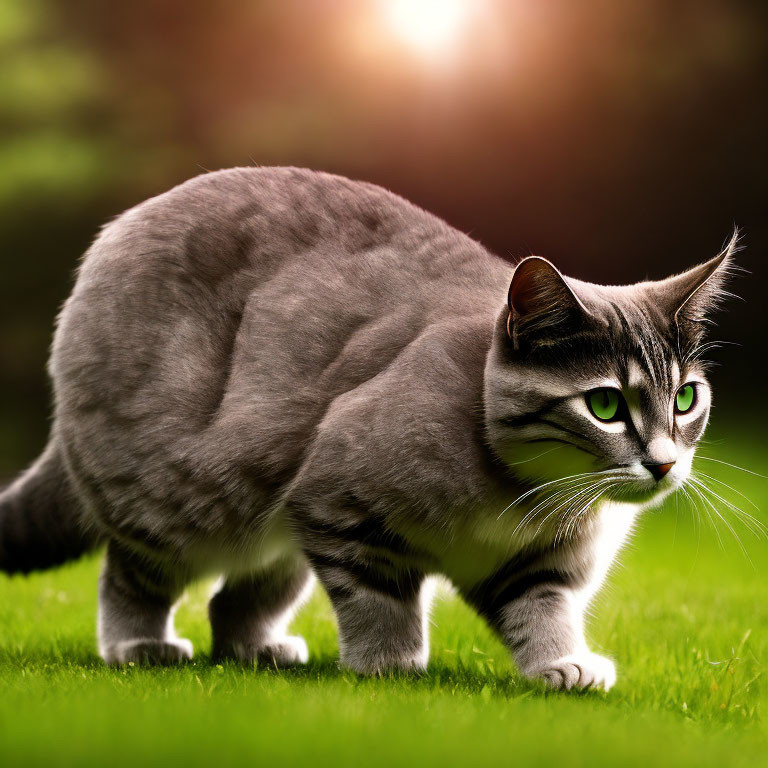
[[643, 462, 675, 482]]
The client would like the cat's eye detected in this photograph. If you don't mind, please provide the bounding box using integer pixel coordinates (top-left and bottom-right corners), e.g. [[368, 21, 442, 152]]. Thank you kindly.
[[586, 388, 623, 422], [675, 383, 696, 414]]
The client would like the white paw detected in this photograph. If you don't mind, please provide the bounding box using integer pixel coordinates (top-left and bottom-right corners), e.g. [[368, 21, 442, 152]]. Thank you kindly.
[[106, 637, 194, 666], [530, 652, 616, 691], [258, 635, 309, 667]]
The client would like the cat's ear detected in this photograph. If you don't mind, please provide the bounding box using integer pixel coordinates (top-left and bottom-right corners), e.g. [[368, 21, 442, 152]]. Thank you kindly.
[[507, 256, 590, 351], [649, 231, 740, 341]]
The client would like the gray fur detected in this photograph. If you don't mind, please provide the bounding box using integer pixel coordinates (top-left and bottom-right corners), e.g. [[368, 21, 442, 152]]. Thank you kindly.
[[0, 167, 735, 689]]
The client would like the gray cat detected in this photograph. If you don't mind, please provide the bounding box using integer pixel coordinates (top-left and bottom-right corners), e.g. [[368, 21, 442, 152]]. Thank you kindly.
[[0, 167, 736, 690]]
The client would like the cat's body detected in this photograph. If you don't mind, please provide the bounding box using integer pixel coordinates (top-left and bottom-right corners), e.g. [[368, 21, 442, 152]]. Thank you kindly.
[[0, 168, 735, 689]]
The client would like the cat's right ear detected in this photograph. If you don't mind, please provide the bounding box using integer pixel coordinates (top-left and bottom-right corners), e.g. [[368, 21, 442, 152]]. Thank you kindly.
[[507, 257, 590, 352]]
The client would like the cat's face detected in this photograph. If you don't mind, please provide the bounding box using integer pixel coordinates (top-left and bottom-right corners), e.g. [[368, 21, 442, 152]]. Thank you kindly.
[[485, 235, 737, 513]]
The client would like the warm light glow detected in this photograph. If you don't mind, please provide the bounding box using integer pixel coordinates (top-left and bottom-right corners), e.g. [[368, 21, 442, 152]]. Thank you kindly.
[[382, 0, 472, 55]]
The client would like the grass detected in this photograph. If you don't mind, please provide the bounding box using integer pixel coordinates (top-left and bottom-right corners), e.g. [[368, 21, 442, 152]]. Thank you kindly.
[[1, 428, 767, 767]]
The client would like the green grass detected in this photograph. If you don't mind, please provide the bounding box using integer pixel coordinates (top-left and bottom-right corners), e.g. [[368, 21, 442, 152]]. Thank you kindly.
[[1, 431, 767, 767]]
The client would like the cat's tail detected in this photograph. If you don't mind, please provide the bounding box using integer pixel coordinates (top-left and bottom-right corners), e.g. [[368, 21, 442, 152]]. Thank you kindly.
[[0, 440, 101, 574]]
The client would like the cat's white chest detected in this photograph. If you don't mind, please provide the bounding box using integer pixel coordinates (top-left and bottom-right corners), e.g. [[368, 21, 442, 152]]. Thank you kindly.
[[579, 501, 639, 604], [436, 499, 639, 593]]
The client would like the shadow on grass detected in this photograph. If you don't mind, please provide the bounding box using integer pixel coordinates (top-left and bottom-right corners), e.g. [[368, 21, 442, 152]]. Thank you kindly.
[[1, 641, 609, 702]]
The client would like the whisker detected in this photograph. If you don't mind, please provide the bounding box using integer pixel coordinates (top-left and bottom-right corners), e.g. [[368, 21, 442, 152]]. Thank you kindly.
[[559, 479, 612, 525], [537, 478, 614, 541], [695, 456, 768, 479], [545, 486, 594, 541], [695, 471, 761, 512], [692, 483, 745, 549], [687, 481, 725, 550], [688, 479, 754, 563], [689, 476, 767, 539], [505, 446, 564, 467], [513, 480, 590, 538], [678, 484, 702, 536], [498, 470, 608, 520], [571, 485, 613, 539], [684, 340, 740, 364], [511, 477, 598, 536], [672, 486, 680, 549], [555, 488, 597, 544], [690, 478, 763, 556], [560, 484, 614, 544], [690, 474, 760, 523]]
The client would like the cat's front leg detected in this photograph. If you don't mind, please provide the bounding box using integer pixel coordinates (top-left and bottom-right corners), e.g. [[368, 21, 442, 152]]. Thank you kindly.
[[468, 572, 615, 691], [320, 569, 430, 675], [290, 488, 431, 675], [301, 539, 429, 674]]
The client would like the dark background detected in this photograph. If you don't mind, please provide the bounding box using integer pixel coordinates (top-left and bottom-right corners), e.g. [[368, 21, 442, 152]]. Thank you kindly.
[[1, 0, 766, 474]]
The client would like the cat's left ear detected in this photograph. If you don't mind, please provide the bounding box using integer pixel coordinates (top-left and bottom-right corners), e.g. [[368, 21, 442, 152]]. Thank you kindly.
[[650, 230, 740, 338], [507, 256, 591, 351]]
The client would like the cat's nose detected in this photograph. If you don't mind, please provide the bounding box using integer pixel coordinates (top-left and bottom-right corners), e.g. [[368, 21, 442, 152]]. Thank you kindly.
[[643, 462, 675, 482]]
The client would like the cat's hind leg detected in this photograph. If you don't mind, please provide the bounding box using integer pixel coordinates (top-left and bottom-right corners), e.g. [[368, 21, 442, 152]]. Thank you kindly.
[[208, 556, 313, 666], [98, 541, 192, 665]]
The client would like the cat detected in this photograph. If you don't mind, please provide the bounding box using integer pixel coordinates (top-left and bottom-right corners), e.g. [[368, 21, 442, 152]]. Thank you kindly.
[[0, 167, 737, 690]]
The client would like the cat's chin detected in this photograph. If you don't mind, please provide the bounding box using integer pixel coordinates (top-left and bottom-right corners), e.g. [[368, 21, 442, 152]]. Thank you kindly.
[[606, 479, 679, 508]]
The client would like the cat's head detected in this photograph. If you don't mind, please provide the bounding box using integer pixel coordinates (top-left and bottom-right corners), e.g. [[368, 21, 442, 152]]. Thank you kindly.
[[484, 233, 739, 511]]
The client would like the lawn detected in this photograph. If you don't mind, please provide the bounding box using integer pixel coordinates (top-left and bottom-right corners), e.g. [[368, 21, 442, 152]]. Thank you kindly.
[[1, 426, 766, 768]]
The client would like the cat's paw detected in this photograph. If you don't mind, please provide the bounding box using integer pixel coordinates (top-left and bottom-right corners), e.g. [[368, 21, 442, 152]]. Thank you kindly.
[[106, 637, 194, 666], [340, 645, 429, 676], [215, 635, 309, 667], [529, 652, 616, 691], [257, 635, 309, 667]]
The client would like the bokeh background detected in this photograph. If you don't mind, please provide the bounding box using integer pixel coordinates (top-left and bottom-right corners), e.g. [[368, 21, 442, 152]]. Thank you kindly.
[[1, 0, 766, 476]]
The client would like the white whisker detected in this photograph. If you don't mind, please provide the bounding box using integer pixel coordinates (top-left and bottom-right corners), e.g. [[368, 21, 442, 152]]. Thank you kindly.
[[498, 470, 602, 519], [695, 471, 761, 512], [689, 475, 767, 539], [510, 477, 597, 537], [505, 446, 564, 467], [536, 478, 614, 541], [687, 481, 725, 550], [562, 484, 613, 543], [695, 456, 768, 479], [678, 484, 702, 535], [688, 478, 754, 563]]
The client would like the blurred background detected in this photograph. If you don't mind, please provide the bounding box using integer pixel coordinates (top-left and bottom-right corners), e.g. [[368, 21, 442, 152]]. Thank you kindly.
[[0, 0, 766, 475]]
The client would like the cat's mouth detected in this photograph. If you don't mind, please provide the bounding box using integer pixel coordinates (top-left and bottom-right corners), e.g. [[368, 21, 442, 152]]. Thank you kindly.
[[538, 462, 683, 509], [504, 465, 680, 533], [608, 480, 672, 502], [504, 444, 691, 518], [600, 468, 681, 505]]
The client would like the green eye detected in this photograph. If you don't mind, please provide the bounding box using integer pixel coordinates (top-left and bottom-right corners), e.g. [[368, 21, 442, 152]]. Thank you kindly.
[[675, 383, 696, 414], [587, 388, 621, 422]]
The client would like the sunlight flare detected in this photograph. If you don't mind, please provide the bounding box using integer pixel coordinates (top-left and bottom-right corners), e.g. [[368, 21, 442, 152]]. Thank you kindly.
[[382, 0, 472, 55]]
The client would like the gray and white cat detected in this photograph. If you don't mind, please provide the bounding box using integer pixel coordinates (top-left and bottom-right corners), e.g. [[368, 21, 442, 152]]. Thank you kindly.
[[0, 168, 736, 690]]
